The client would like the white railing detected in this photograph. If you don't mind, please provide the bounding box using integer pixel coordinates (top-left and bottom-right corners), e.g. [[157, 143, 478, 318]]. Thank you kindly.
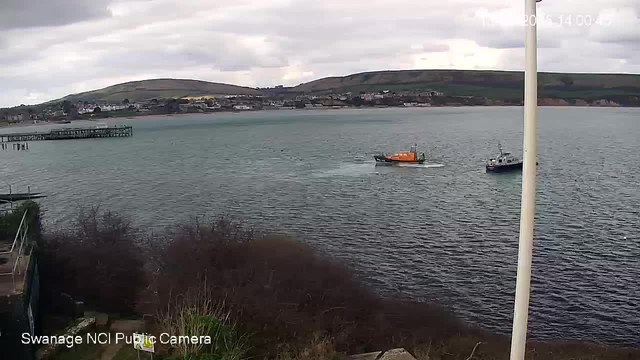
[[0, 209, 30, 292]]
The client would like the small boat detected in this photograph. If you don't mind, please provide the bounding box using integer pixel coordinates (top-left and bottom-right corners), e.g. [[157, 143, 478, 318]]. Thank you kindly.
[[486, 143, 523, 172], [374, 144, 426, 165]]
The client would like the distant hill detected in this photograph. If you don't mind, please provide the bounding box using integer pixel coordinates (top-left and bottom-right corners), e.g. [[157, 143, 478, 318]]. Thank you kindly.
[[292, 70, 640, 103], [11, 70, 640, 110], [55, 78, 261, 103]]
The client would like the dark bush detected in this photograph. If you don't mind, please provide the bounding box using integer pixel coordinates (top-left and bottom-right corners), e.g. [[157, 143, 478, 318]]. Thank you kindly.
[[38, 207, 144, 314], [144, 216, 464, 358], [35, 210, 464, 357]]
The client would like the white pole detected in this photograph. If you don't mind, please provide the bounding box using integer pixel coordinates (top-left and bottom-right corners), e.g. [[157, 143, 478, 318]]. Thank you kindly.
[[510, 0, 539, 359]]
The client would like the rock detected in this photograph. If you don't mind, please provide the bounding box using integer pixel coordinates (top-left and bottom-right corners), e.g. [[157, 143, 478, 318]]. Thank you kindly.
[[36, 318, 96, 360], [379, 348, 416, 360], [538, 98, 569, 106], [95, 313, 110, 329], [348, 348, 416, 360], [349, 351, 383, 360], [109, 319, 145, 334]]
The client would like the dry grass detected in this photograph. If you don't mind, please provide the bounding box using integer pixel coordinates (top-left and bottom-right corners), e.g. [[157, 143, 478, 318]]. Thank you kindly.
[[157, 286, 247, 359], [276, 333, 340, 360]]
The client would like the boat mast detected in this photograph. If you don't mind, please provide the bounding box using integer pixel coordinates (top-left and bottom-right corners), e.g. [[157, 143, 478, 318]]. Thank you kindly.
[[510, 1, 540, 359]]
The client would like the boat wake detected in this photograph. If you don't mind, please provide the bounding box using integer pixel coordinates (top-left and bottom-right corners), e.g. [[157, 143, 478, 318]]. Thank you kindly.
[[313, 163, 373, 177], [396, 163, 444, 168]]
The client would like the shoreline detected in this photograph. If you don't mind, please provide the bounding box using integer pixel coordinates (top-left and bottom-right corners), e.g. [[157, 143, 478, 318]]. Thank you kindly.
[[2, 103, 637, 129]]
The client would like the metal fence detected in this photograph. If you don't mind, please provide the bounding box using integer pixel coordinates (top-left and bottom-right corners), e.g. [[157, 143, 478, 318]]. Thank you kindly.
[[0, 209, 31, 292]]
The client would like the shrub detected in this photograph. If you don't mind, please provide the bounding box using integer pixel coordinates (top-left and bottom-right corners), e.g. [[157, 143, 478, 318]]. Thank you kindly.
[[145, 216, 464, 358], [0, 200, 41, 242], [37, 210, 465, 357], [38, 207, 144, 314], [276, 333, 340, 360]]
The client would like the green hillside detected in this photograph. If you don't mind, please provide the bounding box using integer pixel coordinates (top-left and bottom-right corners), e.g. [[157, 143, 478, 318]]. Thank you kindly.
[[7, 70, 640, 110], [292, 70, 640, 103], [55, 78, 261, 103]]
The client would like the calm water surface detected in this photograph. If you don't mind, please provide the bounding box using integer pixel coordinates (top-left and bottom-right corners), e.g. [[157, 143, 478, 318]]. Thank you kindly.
[[1, 107, 639, 344]]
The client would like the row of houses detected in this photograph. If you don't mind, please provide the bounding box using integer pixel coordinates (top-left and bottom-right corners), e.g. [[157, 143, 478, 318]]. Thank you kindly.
[[292, 89, 445, 103], [4, 114, 24, 122], [1, 89, 449, 122], [1, 113, 43, 122], [77, 103, 143, 114]]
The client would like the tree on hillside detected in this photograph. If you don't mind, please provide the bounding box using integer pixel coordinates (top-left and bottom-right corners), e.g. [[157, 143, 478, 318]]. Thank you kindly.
[[70, 105, 79, 120], [62, 100, 72, 114], [122, 98, 130, 105], [164, 99, 179, 113], [93, 107, 102, 113]]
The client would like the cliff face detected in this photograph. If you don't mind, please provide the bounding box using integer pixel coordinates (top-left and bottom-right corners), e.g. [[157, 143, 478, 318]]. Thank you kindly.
[[539, 98, 571, 106], [592, 99, 621, 107], [538, 98, 621, 106]]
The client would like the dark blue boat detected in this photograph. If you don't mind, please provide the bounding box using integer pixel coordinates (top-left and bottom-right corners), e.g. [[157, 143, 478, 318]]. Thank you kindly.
[[486, 144, 523, 173]]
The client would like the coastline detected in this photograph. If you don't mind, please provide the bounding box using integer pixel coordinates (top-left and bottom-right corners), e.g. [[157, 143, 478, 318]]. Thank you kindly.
[[0, 121, 46, 129], [1, 103, 637, 130]]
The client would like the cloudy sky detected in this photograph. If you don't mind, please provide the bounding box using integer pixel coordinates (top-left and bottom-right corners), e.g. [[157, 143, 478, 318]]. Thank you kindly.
[[1, 0, 639, 107]]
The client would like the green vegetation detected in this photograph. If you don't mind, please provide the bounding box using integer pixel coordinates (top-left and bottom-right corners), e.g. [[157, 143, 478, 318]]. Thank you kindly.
[[0, 201, 41, 242], [292, 70, 640, 105], [48, 342, 102, 360], [54, 79, 261, 104], [112, 347, 139, 360], [158, 289, 247, 360], [3, 70, 638, 116]]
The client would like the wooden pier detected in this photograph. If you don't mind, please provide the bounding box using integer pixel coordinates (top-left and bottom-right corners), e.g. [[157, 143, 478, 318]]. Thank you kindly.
[[0, 125, 133, 142]]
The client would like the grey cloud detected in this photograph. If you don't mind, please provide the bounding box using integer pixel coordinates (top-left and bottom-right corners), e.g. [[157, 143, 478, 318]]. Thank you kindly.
[[1, 0, 640, 107], [0, 0, 112, 30]]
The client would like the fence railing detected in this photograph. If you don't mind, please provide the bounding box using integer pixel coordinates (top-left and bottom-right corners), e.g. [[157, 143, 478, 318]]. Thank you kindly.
[[0, 185, 36, 209], [0, 209, 30, 292]]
